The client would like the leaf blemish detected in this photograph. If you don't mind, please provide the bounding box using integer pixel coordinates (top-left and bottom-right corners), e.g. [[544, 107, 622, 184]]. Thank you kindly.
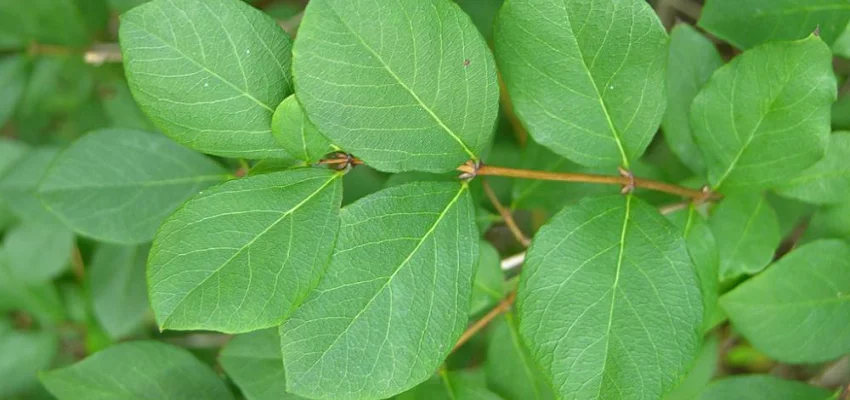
[[463, 59, 470, 67]]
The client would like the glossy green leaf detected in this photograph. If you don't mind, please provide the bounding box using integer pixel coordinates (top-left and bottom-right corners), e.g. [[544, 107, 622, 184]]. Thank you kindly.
[[39, 129, 228, 244], [0, 251, 64, 325], [281, 181, 478, 399], [0, 148, 62, 225], [470, 240, 503, 315], [663, 335, 718, 400], [662, 25, 723, 175], [691, 36, 835, 192], [148, 168, 343, 333], [294, 0, 499, 172], [220, 329, 306, 400], [494, 0, 668, 168], [699, 0, 850, 49], [0, 56, 28, 127], [41, 341, 234, 400], [89, 244, 150, 340], [398, 371, 502, 400], [120, 0, 293, 158], [709, 194, 780, 281], [3, 222, 74, 283], [720, 240, 850, 363], [697, 375, 833, 400], [486, 313, 555, 400], [0, 326, 57, 397], [777, 132, 850, 204], [518, 195, 702, 400], [271, 95, 332, 165]]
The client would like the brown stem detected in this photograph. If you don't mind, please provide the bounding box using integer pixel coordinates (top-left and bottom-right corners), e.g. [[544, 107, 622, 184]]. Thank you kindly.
[[452, 292, 516, 352], [459, 164, 720, 202], [482, 179, 530, 247]]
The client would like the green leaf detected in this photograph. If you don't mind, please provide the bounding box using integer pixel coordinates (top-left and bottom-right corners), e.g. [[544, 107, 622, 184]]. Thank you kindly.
[[41, 341, 234, 400], [517, 195, 702, 400], [39, 129, 228, 244], [219, 328, 307, 400], [470, 240, 503, 315], [398, 371, 503, 400], [17, 56, 95, 128], [690, 36, 835, 192], [699, 0, 850, 49], [709, 194, 780, 281], [494, 0, 668, 168], [805, 201, 850, 242], [720, 240, 850, 363], [0, 56, 28, 127], [455, 0, 504, 41], [0, 327, 57, 397], [0, 0, 107, 48], [663, 335, 718, 400], [486, 313, 555, 400], [3, 221, 74, 283], [97, 72, 157, 131], [0, 251, 65, 325], [777, 132, 850, 204], [293, 0, 499, 172], [119, 0, 293, 158], [0, 147, 63, 225], [662, 25, 723, 175], [669, 207, 721, 332], [767, 193, 816, 238], [148, 168, 343, 333], [89, 244, 150, 340], [834, 22, 850, 58], [697, 375, 833, 400], [281, 181, 478, 400], [271, 95, 332, 165], [0, 138, 28, 180]]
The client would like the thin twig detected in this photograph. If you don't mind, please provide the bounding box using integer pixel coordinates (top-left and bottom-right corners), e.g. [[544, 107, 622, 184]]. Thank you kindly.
[[500, 252, 525, 272], [452, 292, 516, 352], [482, 179, 530, 247], [459, 163, 720, 202], [658, 200, 691, 215], [84, 43, 122, 65]]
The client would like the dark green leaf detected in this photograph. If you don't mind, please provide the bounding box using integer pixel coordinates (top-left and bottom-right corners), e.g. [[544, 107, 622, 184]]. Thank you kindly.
[[709, 194, 780, 281], [0, 56, 28, 127], [39, 129, 229, 244], [662, 25, 723, 174], [0, 251, 64, 324], [697, 375, 833, 400], [720, 240, 850, 363], [294, 0, 499, 172], [699, 0, 850, 49], [518, 195, 702, 400], [777, 132, 850, 204], [0, 327, 57, 397], [271, 95, 332, 165], [494, 0, 668, 168], [148, 168, 343, 333], [804, 201, 850, 242], [219, 329, 306, 400], [669, 207, 721, 332], [89, 244, 150, 340], [834, 21, 850, 58], [663, 335, 718, 400], [0, 0, 107, 48], [3, 221, 73, 283], [120, 0, 293, 158], [470, 240, 503, 315], [398, 371, 503, 400], [281, 181, 478, 399], [486, 313, 555, 400], [41, 341, 234, 400], [691, 36, 835, 192]]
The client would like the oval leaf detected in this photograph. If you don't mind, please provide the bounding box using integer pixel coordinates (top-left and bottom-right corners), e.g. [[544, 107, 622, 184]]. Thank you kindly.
[[494, 0, 668, 168], [720, 240, 850, 363], [294, 0, 499, 172], [691, 36, 835, 192], [39, 129, 228, 244], [3, 221, 74, 283], [40, 341, 234, 400], [662, 25, 723, 175], [708, 194, 780, 281], [271, 95, 332, 165], [148, 168, 343, 333], [281, 181, 478, 399], [698, 375, 833, 400], [518, 195, 702, 400], [220, 329, 307, 400], [699, 0, 850, 49], [470, 240, 504, 315], [0, 147, 62, 225], [777, 132, 850, 204], [119, 0, 292, 158]]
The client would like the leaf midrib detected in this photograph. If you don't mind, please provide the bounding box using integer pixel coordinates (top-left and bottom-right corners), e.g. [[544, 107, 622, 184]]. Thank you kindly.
[[158, 172, 342, 328], [324, 5, 477, 161], [291, 183, 468, 387]]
